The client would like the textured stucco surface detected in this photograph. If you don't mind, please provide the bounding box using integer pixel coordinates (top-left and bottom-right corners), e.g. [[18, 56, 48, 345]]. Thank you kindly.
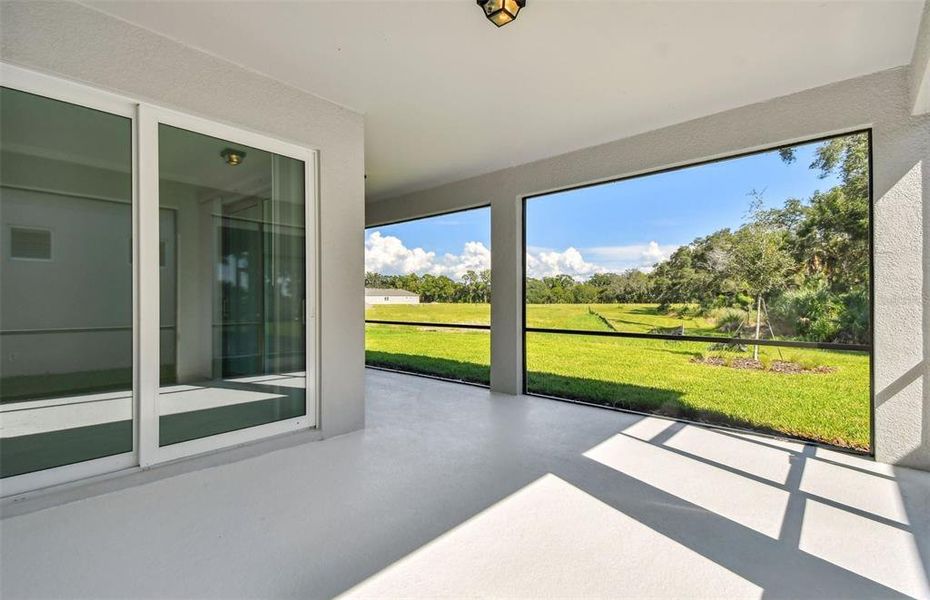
[[2, 370, 929, 598], [0, 1, 367, 437], [368, 68, 930, 470], [909, 1, 930, 115]]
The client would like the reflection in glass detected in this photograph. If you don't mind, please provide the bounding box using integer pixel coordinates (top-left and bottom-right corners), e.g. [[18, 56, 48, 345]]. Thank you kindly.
[[157, 124, 306, 446], [0, 87, 133, 477]]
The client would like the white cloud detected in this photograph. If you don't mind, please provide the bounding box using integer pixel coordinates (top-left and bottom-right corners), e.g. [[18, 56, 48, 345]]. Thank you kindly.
[[523, 241, 678, 279], [366, 231, 676, 282], [583, 241, 679, 273], [365, 231, 490, 280], [525, 247, 606, 279], [441, 240, 492, 280], [365, 231, 436, 274]]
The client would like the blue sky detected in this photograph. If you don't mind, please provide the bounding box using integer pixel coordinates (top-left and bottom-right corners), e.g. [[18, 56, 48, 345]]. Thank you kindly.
[[365, 140, 839, 279], [370, 206, 491, 256]]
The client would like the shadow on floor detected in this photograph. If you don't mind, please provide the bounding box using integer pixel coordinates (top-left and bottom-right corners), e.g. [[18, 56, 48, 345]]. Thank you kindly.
[[2, 370, 926, 598], [366, 350, 843, 450], [335, 372, 927, 598], [366, 350, 491, 385]]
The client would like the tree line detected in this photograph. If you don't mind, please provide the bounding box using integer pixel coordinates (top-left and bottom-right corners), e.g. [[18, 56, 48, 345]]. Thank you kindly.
[[365, 269, 491, 303]]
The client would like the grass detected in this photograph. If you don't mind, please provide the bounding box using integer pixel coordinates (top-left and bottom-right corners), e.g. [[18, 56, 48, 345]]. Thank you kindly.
[[366, 303, 491, 325], [366, 302, 871, 451], [365, 324, 492, 384]]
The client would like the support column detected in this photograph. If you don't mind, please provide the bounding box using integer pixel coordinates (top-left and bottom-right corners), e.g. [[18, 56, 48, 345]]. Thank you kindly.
[[490, 194, 523, 395]]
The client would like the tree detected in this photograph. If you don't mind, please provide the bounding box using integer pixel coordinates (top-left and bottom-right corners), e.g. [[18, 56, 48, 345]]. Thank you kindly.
[[587, 273, 618, 290], [418, 274, 456, 303], [780, 133, 869, 291], [728, 223, 794, 358], [392, 273, 421, 296], [572, 283, 598, 304], [542, 275, 576, 304], [365, 272, 394, 288], [459, 270, 490, 303], [525, 277, 551, 304], [596, 270, 652, 303]]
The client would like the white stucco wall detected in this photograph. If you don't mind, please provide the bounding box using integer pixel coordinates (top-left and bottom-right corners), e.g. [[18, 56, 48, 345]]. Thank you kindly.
[[908, 1, 930, 116], [368, 67, 930, 470], [0, 189, 178, 377], [1, 0, 366, 438]]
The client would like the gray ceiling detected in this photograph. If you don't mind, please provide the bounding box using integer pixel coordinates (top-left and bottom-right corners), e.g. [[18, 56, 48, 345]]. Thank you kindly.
[[86, 1, 926, 202]]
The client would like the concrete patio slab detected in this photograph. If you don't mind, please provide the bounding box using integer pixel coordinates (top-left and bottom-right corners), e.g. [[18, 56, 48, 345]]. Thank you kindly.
[[2, 369, 928, 598]]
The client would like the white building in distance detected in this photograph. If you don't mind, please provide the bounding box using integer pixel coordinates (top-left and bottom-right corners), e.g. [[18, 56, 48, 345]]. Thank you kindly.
[[365, 288, 420, 305]]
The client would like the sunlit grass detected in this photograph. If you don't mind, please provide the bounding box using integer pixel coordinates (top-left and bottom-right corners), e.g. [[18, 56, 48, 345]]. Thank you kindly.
[[365, 303, 870, 450], [367, 303, 491, 325]]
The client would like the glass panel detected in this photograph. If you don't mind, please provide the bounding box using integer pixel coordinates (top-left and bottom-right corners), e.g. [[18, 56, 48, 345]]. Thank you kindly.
[[157, 124, 306, 446], [0, 87, 133, 478], [363, 207, 491, 384]]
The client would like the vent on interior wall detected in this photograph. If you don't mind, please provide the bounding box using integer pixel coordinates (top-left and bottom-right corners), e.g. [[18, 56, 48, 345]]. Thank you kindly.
[[10, 227, 52, 260]]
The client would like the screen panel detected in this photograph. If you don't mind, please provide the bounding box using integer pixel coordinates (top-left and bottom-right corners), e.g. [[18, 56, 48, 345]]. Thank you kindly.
[[524, 132, 872, 451], [364, 207, 491, 386]]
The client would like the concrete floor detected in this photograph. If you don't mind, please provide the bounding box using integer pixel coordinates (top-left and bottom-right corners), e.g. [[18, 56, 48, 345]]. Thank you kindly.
[[2, 369, 929, 599]]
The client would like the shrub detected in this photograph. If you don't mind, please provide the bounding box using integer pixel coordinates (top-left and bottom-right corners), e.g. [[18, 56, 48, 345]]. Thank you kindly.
[[769, 281, 844, 343], [735, 293, 754, 310], [714, 308, 747, 334], [837, 287, 869, 344]]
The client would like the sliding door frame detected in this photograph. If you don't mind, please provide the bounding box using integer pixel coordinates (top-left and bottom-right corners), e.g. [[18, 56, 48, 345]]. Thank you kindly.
[[1, 63, 320, 495], [137, 105, 318, 467], [0, 64, 139, 496]]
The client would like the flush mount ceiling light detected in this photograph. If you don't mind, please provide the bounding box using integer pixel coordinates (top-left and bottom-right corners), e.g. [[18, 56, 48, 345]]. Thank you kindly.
[[220, 148, 246, 166], [477, 0, 525, 27]]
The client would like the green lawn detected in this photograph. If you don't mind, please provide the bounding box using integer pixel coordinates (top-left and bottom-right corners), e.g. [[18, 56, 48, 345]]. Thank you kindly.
[[365, 303, 871, 451], [367, 303, 491, 325]]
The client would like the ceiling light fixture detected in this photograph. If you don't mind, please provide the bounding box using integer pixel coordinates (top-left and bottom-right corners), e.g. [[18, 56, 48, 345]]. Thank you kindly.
[[220, 148, 246, 166], [477, 0, 525, 27]]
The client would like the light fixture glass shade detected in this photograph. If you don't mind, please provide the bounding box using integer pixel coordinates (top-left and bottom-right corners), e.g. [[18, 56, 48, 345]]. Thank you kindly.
[[478, 0, 524, 27], [221, 147, 246, 166], [489, 10, 514, 26]]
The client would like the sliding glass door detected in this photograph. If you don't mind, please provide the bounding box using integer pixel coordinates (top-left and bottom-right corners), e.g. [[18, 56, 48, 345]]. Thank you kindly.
[[0, 85, 135, 482], [155, 123, 310, 449], [0, 65, 317, 494]]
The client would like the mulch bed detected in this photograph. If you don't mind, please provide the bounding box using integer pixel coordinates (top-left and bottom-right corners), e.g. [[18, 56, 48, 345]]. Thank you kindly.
[[692, 356, 836, 374]]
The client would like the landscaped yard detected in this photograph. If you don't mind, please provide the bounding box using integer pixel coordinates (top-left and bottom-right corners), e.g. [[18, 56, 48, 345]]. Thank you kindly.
[[365, 303, 871, 450]]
